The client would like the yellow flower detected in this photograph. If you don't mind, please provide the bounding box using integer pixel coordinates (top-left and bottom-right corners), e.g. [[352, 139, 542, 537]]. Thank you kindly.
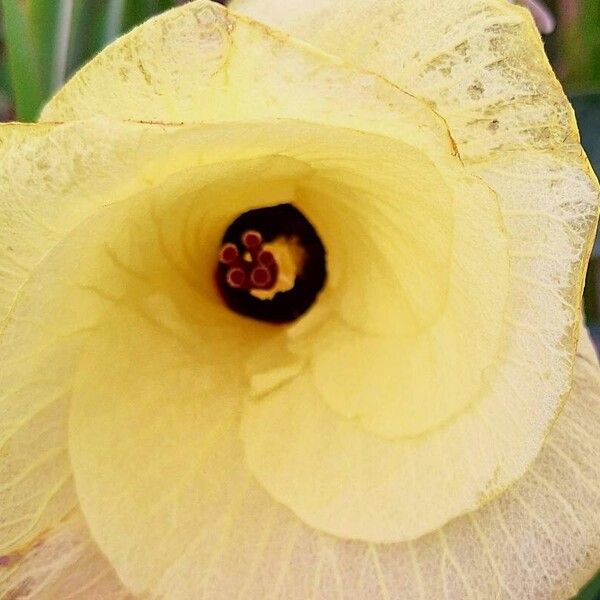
[[1, 0, 599, 597]]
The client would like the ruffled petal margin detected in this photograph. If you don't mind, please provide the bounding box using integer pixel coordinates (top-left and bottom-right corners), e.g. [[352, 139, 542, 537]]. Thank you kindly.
[[2, 329, 597, 599]]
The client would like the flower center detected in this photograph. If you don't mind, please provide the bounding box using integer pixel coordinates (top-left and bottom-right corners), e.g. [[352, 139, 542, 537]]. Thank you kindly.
[[216, 204, 327, 323], [219, 231, 280, 292]]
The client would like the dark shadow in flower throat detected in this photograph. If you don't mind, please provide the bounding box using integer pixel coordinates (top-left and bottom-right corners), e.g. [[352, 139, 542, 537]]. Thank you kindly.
[[216, 204, 327, 324]]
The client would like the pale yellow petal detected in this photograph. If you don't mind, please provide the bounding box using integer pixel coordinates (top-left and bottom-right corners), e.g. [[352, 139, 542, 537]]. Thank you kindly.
[[0, 121, 152, 326], [0, 118, 413, 552], [230, 0, 578, 162], [5, 328, 595, 600], [39, 0, 598, 446], [292, 183, 507, 439], [45, 123, 506, 592], [7, 0, 597, 554], [40, 0, 596, 450], [68, 303, 249, 594], [228, 0, 599, 408], [40, 0, 453, 160], [0, 120, 145, 554], [0, 512, 130, 600], [0, 113, 505, 586], [0, 116, 288, 555], [149, 330, 600, 599], [0, 118, 252, 554], [6, 118, 595, 594], [229, 0, 600, 541], [239, 147, 599, 544]]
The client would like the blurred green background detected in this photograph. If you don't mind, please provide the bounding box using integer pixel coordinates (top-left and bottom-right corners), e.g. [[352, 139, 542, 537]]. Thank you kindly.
[[0, 0, 598, 598]]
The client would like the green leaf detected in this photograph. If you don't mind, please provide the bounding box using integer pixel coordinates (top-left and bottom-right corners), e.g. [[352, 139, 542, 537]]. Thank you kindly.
[[575, 569, 600, 600], [0, 43, 10, 95], [572, 94, 600, 259], [27, 0, 61, 93], [0, 8, 8, 93], [580, 0, 600, 91], [557, 0, 600, 93], [573, 94, 600, 171], [1, 0, 43, 121], [102, 0, 125, 47], [122, 0, 175, 33], [576, 95, 600, 329], [65, 0, 109, 78]]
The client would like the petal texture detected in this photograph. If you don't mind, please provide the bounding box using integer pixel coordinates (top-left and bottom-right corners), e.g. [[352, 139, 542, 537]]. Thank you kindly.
[[33, 0, 599, 542], [0, 1, 597, 596], [6, 0, 597, 550], [0, 120, 150, 555], [0, 115, 508, 577], [0, 117, 304, 555], [0, 512, 130, 599], [229, 0, 576, 162], [40, 0, 453, 158], [225, 0, 599, 395], [68, 330, 599, 600], [227, 0, 600, 543]]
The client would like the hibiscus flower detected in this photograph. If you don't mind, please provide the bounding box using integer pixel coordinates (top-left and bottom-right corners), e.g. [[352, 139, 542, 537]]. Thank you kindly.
[[1, 1, 598, 598]]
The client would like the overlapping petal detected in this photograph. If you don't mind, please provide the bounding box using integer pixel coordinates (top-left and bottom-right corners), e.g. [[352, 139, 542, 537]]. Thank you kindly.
[[39, 329, 600, 599], [0, 111, 504, 583], [230, 0, 577, 161], [229, 0, 600, 537], [0, 1, 598, 598], [0, 116, 302, 556], [148, 328, 600, 599], [0, 512, 130, 599], [0, 120, 147, 556], [224, 0, 599, 443]]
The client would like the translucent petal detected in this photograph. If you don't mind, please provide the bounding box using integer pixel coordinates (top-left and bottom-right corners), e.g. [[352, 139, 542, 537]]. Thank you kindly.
[[40, 0, 454, 160], [228, 0, 600, 540], [6, 0, 597, 553], [0, 120, 148, 554], [226, 0, 599, 399], [5, 119, 341, 589], [244, 149, 598, 541], [68, 330, 600, 599], [0, 117, 305, 579], [38, 0, 598, 446], [0, 114, 508, 570], [58, 132, 508, 578], [229, 0, 578, 162], [290, 185, 507, 438], [0, 512, 130, 600], [1, 118, 302, 554]]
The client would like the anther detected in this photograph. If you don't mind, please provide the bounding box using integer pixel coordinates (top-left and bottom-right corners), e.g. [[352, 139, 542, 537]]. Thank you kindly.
[[219, 230, 279, 293], [250, 266, 272, 288], [219, 243, 239, 265], [226, 268, 246, 289], [257, 250, 275, 267], [216, 204, 326, 323], [242, 230, 263, 249]]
